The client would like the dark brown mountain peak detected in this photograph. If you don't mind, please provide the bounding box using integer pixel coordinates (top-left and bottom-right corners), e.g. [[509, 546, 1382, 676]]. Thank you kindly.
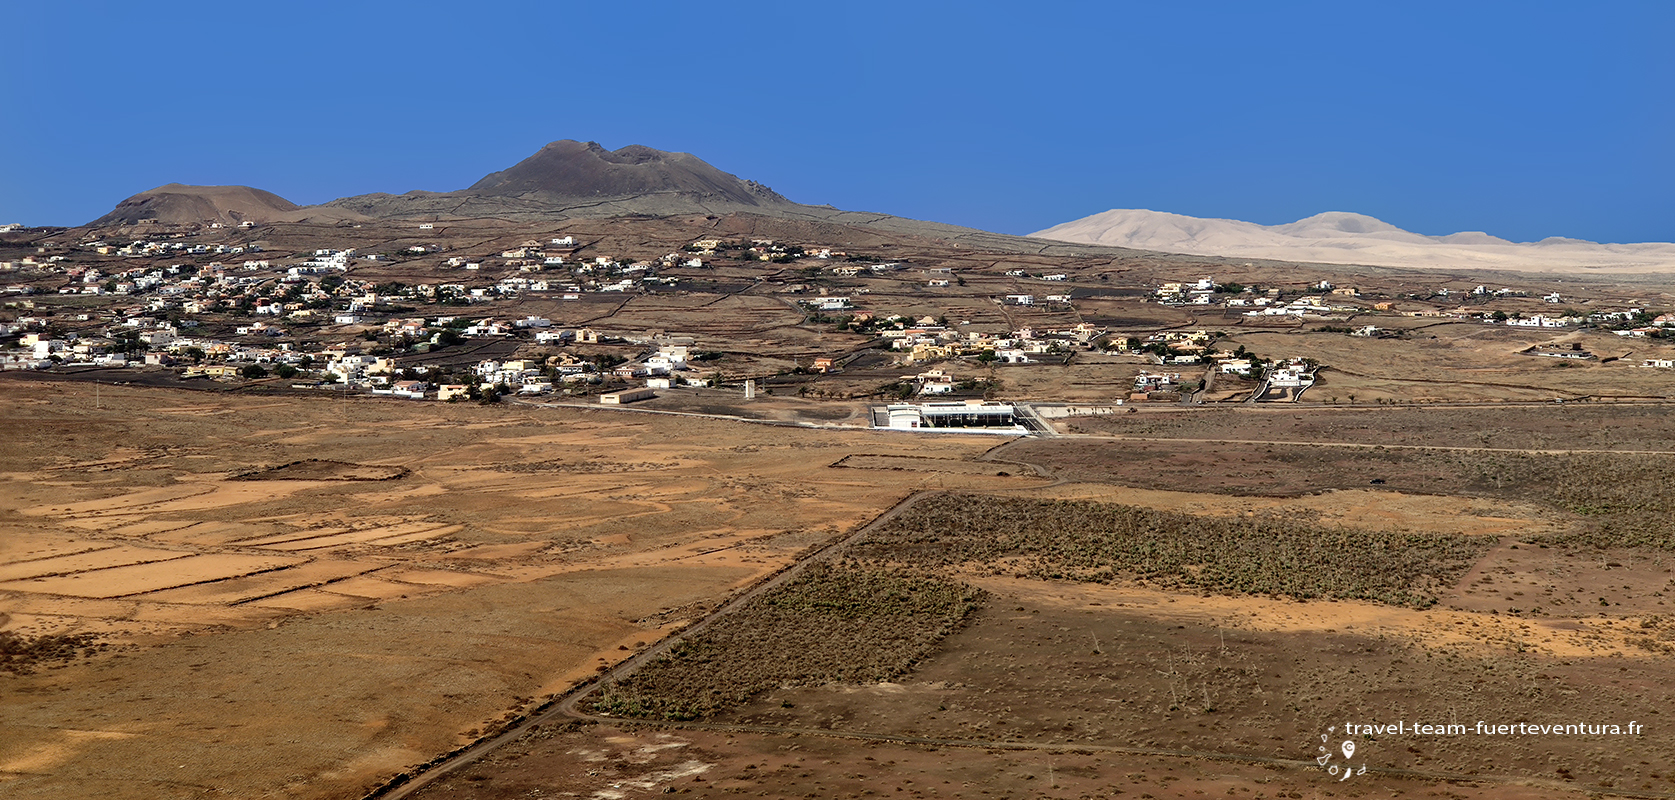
[[465, 140, 791, 207]]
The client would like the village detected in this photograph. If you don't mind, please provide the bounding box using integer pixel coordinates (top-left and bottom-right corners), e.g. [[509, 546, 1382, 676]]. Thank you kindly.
[[3, 224, 1674, 427]]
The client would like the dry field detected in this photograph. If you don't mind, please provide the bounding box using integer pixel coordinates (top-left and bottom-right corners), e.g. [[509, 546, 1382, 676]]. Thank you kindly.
[[0, 379, 1035, 799], [7, 372, 1675, 799], [408, 415, 1675, 800], [714, 581, 1673, 791], [405, 719, 1631, 800], [420, 536, 1675, 799], [1221, 325, 1675, 403], [1065, 402, 1675, 452], [590, 562, 982, 721]]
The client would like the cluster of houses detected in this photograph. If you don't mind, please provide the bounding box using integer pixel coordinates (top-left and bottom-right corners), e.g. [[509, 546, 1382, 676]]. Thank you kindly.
[[6, 230, 1675, 413], [1603, 310, 1675, 338], [0, 227, 713, 375], [6, 233, 693, 314], [686, 238, 835, 263], [1155, 276, 1219, 305], [888, 320, 1102, 366], [1119, 330, 1314, 402], [1150, 276, 1373, 318], [1239, 294, 1363, 318], [1139, 275, 1655, 334], [1503, 313, 1583, 329]]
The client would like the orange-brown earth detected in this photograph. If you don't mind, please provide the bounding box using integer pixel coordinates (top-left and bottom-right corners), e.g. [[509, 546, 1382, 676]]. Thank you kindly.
[[0, 380, 1031, 799]]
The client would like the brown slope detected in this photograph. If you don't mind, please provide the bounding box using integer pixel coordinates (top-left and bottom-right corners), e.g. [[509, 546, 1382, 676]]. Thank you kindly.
[[467, 140, 790, 206], [324, 140, 793, 220], [89, 184, 300, 227]]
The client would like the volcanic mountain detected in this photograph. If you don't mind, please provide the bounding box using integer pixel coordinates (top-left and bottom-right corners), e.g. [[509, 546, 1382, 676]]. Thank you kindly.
[[79, 140, 1124, 258], [470, 140, 790, 206], [324, 140, 797, 220], [1032, 209, 1675, 273], [90, 184, 302, 227]]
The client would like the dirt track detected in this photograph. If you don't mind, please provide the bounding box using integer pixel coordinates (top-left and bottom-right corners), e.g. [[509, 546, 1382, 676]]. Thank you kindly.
[[373, 434, 1675, 800]]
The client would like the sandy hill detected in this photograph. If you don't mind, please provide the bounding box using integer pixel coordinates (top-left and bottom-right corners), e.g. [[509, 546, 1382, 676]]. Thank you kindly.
[[1032, 209, 1675, 274], [90, 184, 302, 227]]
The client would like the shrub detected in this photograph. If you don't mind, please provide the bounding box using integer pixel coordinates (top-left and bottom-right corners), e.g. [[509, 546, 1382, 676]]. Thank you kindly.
[[856, 494, 1492, 608], [0, 631, 102, 674], [590, 562, 983, 720]]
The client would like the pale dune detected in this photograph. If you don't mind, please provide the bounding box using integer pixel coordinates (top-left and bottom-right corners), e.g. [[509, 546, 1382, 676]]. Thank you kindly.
[[1031, 209, 1675, 273]]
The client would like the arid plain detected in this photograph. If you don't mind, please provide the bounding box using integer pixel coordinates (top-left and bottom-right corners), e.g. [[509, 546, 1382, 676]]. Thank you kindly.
[[0, 381, 1024, 798], [8, 379, 1675, 799]]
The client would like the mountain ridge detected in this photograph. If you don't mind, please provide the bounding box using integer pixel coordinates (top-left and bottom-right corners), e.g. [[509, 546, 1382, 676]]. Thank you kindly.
[[80, 141, 1137, 260]]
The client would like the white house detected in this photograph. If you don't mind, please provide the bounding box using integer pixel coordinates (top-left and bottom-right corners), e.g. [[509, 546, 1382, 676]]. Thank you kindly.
[[657, 344, 689, 365], [392, 380, 428, 399], [995, 349, 1031, 364], [1269, 364, 1315, 388], [813, 296, 851, 311], [1506, 315, 1569, 328], [918, 369, 955, 395]]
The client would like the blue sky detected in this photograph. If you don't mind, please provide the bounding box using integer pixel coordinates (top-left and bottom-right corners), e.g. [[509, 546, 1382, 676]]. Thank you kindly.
[[5, 1, 1671, 243]]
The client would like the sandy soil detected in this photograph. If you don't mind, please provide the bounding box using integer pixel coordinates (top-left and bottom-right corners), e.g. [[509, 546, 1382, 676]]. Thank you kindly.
[[0, 381, 1033, 799], [1065, 401, 1675, 453], [707, 578, 1675, 793], [408, 721, 1593, 800]]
